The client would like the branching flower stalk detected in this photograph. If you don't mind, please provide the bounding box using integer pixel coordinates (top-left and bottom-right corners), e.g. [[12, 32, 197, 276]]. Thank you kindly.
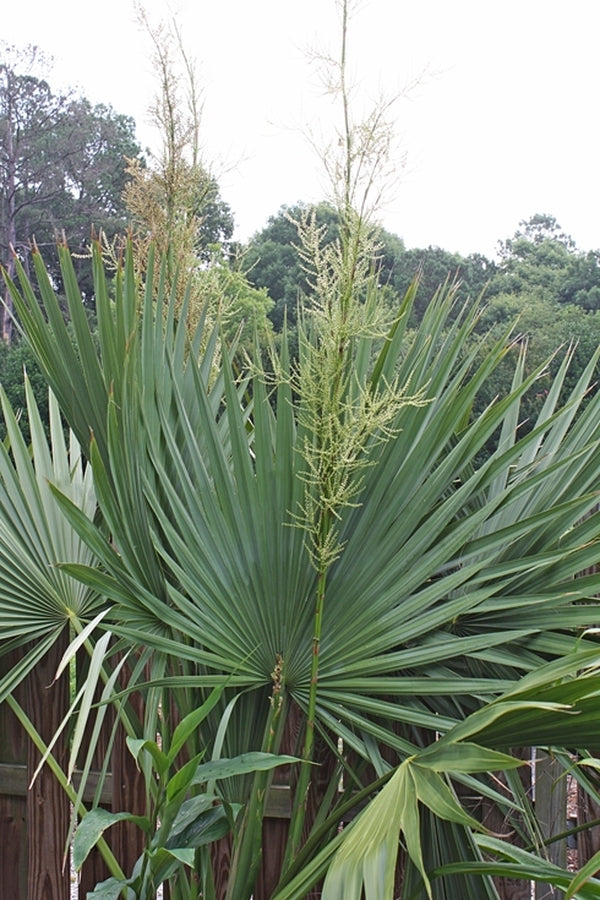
[[283, 1, 425, 869], [124, 7, 231, 343], [284, 206, 425, 870]]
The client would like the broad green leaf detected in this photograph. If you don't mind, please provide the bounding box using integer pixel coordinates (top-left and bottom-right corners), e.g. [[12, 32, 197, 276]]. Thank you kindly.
[[191, 752, 300, 785], [168, 682, 225, 763], [566, 849, 600, 900], [126, 736, 169, 777], [322, 761, 428, 900], [166, 751, 207, 802], [163, 793, 215, 843], [412, 766, 482, 831], [165, 798, 237, 850], [164, 847, 195, 867], [86, 877, 135, 900], [417, 741, 526, 774], [73, 808, 151, 870]]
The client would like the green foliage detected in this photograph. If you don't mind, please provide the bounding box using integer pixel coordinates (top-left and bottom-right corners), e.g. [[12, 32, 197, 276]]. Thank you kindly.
[[6, 10, 600, 900], [0, 42, 143, 311], [73, 681, 298, 899], [7, 216, 600, 898], [0, 376, 100, 701], [490, 213, 600, 310], [0, 337, 48, 442], [557, 249, 600, 309], [471, 292, 600, 456], [211, 263, 274, 350], [195, 177, 235, 261], [378, 242, 493, 324]]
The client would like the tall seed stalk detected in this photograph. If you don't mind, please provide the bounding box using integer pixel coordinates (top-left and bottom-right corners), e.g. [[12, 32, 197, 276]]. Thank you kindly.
[[282, 0, 424, 870]]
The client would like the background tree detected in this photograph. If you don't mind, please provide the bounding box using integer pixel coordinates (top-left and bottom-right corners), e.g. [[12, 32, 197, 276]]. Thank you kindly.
[[470, 291, 600, 457], [50, 98, 143, 295], [556, 247, 600, 309], [0, 43, 142, 336], [378, 243, 493, 323], [489, 212, 600, 309], [0, 337, 47, 442], [471, 213, 600, 452]]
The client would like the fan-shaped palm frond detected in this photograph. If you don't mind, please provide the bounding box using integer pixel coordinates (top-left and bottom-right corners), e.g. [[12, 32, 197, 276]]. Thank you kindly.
[[6, 239, 600, 899], [0, 377, 101, 699]]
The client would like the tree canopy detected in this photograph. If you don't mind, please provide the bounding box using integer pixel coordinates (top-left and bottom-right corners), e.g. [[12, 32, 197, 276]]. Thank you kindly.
[[0, 43, 143, 331], [489, 213, 600, 309]]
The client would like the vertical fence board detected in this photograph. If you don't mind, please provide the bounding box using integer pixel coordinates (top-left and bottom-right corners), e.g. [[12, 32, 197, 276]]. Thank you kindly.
[[577, 784, 600, 867], [0, 652, 27, 899], [78, 660, 115, 899], [254, 701, 301, 900], [477, 748, 533, 900], [24, 634, 70, 900], [535, 752, 566, 900], [110, 660, 147, 880]]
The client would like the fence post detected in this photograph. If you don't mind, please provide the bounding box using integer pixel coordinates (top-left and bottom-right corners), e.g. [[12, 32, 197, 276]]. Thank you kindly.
[[109, 655, 147, 880]]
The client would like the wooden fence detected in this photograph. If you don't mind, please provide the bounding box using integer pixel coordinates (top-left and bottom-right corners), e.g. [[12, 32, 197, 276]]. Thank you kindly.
[[0, 637, 152, 899], [0, 640, 293, 899], [1, 640, 600, 899]]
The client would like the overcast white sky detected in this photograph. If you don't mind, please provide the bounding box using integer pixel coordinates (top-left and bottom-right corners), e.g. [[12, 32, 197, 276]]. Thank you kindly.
[[4, 0, 600, 258]]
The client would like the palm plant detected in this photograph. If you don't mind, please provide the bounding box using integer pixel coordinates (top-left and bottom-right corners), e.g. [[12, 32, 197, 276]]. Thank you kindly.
[[4, 218, 600, 899]]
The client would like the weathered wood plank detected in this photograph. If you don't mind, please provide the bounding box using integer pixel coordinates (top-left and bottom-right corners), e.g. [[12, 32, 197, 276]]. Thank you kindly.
[[577, 783, 600, 866], [0, 762, 113, 804], [78, 661, 116, 899], [0, 652, 27, 899], [110, 657, 147, 880], [264, 784, 291, 819], [535, 751, 566, 900], [24, 634, 70, 900]]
